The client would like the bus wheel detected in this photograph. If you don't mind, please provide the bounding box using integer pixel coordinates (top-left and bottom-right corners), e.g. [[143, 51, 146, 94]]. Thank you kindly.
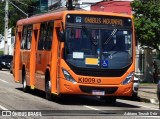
[[22, 71, 29, 92], [0, 65, 2, 70], [45, 79, 52, 100]]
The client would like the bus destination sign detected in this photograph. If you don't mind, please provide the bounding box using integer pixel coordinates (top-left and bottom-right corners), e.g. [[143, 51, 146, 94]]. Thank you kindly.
[[84, 17, 123, 26], [66, 14, 132, 26]]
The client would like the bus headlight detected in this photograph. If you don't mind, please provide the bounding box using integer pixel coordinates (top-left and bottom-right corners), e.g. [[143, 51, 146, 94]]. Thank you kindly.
[[62, 69, 76, 84], [122, 72, 134, 85]]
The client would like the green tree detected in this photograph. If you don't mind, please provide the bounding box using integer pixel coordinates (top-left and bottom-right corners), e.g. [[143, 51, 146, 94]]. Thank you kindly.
[[0, 0, 39, 35], [0, 2, 5, 35], [131, 0, 160, 51]]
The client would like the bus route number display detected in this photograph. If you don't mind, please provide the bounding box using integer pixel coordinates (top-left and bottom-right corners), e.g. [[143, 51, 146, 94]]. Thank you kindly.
[[84, 17, 123, 26], [66, 14, 132, 26]]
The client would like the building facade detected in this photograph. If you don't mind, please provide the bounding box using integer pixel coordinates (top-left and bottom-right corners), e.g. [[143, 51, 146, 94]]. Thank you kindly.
[[0, 28, 14, 55], [91, 0, 133, 15]]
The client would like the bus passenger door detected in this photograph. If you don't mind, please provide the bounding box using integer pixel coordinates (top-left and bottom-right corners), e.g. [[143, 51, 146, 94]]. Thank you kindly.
[[35, 22, 46, 91], [50, 20, 63, 94], [35, 22, 53, 91], [23, 25, 33, 86]]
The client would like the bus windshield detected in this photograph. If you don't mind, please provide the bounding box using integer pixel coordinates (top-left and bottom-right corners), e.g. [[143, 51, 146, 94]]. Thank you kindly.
[[65, 26, 132, 69]]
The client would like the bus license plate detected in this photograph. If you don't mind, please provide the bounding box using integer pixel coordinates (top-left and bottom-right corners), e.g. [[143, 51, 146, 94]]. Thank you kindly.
[[92, 90, 105, 96]]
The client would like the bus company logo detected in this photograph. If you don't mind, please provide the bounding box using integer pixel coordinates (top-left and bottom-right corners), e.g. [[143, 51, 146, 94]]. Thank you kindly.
[[2, 111, 11, 116], [97, 79, 101, 83], [78, 77, 101, 84]]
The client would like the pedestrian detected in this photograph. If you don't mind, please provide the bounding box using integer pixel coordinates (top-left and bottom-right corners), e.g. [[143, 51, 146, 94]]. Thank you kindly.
[[153, 60, 158, 83]]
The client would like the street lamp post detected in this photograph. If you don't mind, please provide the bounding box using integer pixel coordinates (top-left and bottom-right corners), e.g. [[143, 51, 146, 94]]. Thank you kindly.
[[3, 0, 28, 55], [4, 0, 8, 54]]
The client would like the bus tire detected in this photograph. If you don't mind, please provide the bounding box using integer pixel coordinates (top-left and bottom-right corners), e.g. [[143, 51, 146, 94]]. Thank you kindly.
[[0, 65, 2, 70], [132, 92, 138, 98], [45, 77, 52, 100], [22, 70, 29, 92]]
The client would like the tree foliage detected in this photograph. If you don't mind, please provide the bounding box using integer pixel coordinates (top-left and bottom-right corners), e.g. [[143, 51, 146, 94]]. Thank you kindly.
[[131, 0, 160, 51], [0, 2, 5, 35], [0, 0, 39, 35]]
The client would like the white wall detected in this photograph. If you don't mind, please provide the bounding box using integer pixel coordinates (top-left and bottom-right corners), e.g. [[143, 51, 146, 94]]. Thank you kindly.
[[79, 0, 102, 10], [0, 38, 4, 50], [80, 0, 102, 3], [0, 28, 14, 55]]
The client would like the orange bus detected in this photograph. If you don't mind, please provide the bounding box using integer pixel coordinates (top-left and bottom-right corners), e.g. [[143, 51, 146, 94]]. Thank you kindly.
[[13, 9, 135, 103]]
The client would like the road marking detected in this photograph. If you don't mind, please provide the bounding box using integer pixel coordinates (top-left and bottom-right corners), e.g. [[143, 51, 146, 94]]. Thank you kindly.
[[83, 105, 100, 110], [83, 105, 108, 114], [0, 78, 9, 84], [0, 104, 8, 110]]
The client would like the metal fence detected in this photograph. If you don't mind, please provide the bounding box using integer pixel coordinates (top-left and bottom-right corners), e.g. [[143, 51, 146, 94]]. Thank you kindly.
[[135, 53, 145, 75], [152, 56, 160, 74]]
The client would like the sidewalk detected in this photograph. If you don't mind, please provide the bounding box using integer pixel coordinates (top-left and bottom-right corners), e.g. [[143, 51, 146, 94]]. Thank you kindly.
[[138, 84, 159, 105]]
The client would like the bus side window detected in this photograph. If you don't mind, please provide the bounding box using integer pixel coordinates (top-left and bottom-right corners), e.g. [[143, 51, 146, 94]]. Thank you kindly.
[[38, 23, 47, 50], [14, 26, 18, 49], [45, 21, 54, 50], [26, 25, 33, 50], [21, 26, 27, 49]]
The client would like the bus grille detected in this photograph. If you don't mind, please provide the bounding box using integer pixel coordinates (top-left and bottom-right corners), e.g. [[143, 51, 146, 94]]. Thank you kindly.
[[79, 86, 118, 94], [67, 61, 131, 77], [73, 69, 126, 77]]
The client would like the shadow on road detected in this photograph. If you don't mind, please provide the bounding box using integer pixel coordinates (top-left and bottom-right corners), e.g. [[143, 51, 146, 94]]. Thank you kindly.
[[16, 87, 140, 108]]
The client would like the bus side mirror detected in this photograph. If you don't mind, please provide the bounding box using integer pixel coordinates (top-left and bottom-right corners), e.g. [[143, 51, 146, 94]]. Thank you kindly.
[[59, 31, 65, 42]]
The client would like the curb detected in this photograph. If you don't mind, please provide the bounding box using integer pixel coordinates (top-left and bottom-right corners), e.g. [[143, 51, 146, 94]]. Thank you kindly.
[[140, 97, 159, 105], [139, 90, 157, 94]]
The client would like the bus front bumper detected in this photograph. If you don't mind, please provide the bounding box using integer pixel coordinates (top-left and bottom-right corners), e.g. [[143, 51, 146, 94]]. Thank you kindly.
[[58, 78, 133, 97]]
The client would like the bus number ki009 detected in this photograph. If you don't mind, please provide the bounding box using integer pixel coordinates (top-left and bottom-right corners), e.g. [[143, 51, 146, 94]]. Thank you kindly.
[[78, 77, 101, 84]]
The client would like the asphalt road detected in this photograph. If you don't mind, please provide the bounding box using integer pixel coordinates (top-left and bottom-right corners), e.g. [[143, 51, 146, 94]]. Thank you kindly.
[[0, 70, 160, 119]]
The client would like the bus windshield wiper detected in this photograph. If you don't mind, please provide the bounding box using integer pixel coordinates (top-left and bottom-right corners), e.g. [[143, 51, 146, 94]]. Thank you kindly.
[[82, 26, 98, 45], [104, 29, 117, 45]]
